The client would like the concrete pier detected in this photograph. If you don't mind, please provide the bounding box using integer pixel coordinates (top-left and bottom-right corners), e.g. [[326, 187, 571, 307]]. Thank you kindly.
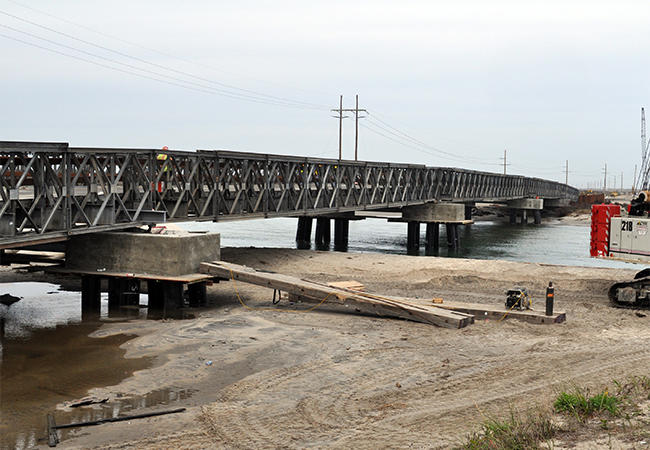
[[507, 199, 544, 225], [66, 231, 220, 315], [398, 203, 469, 254]]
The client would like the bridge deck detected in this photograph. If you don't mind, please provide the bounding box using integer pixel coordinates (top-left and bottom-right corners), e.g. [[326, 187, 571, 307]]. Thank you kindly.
[[0, 141, 578, 249]]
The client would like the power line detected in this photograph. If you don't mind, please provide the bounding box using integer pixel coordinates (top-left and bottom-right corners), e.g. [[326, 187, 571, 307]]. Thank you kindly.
[[0, 11, 329, 110], [368, 109, 501, 153], [0, 3, 590, 178], [365, 114, 498, 164], [360, 120, 501, 167], [3, 0, 335, 98]]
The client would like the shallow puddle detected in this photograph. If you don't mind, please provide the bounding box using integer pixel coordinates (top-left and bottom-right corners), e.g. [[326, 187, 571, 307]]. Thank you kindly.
[[50, 387, 196, 445], [0, 282, 155, 450]]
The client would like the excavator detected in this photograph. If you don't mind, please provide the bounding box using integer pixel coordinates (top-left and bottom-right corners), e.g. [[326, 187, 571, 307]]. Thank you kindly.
[[591, 108, 650, 307]]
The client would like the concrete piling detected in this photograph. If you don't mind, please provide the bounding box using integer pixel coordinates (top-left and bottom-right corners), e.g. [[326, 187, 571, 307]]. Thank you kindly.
[[81, 275, 101, 318], [425, 223, 440, 254], [315, 218, 331, 249], [446, 224, 460, 251], [334, 218, 349, 251], [296, 217, 313, 249], [188, 283, 207, 307], [407, 222, 421, 254]]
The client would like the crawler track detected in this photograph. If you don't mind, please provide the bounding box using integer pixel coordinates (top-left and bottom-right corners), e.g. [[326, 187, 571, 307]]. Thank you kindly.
[[608, 275, 650, 308]]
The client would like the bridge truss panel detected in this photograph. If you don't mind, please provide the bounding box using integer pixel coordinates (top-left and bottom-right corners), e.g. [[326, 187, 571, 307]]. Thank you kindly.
[[0, 142, 580, 248]]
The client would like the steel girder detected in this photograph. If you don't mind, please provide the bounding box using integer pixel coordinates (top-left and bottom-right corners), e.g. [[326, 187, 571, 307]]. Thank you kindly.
[[0, 142, 580, 248]]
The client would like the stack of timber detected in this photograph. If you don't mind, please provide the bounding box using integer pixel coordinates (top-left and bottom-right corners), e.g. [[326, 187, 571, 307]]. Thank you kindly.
[[200, 261, 474, 329]]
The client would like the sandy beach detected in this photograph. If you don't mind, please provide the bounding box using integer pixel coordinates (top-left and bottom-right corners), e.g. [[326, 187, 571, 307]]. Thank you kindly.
[[20, 243, 648, 449]]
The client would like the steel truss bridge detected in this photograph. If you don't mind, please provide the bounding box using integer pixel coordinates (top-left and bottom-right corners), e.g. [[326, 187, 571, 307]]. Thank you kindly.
[[0, 141, 579, 249]]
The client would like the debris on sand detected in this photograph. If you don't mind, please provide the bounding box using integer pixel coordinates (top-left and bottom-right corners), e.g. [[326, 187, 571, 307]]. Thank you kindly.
[[0, 293, 21, 306]]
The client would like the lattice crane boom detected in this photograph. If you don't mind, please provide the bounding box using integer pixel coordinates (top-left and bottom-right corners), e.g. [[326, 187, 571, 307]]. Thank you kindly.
[[638, 108, 650, 191]]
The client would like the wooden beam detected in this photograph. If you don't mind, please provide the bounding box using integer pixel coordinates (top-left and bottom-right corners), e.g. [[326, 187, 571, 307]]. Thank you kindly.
[[200, 261, 474, 329], [45, 266, 214, 284], [404, 299, 566, 325]]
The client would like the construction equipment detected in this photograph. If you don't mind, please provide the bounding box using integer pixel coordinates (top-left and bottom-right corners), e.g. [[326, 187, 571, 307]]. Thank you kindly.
[[505, 287, 531, 310], [591, 200, 650, 307], [590, 108, 650, 307]]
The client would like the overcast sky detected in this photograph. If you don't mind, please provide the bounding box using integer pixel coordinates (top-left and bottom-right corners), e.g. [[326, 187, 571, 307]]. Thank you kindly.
[[2, 0, 650, 189]]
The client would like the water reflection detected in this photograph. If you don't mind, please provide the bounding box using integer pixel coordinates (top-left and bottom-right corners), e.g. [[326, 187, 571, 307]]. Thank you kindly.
[[0, 282, 81, 339], [0, 283, 153, 450], [52, 388, 195, 445]]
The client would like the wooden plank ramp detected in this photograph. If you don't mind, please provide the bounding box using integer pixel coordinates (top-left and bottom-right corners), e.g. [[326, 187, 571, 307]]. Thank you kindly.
[[200, 261, 474, 329], [398, 298, 566, 325]]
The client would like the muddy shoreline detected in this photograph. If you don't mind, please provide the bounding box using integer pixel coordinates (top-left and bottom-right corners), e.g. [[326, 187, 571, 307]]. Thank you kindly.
[[3, 245, 645, 449]]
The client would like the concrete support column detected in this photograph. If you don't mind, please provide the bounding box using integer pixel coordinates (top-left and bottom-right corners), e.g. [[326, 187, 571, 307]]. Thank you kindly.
[[425, 223, 440, 254], [108, 278, 121, 312], [81, 275, 101, 318], [315, 218, 331, 249], [407, 221, 420, 254], [464, 204, 473, 221], [507, 199, 544, 226], [334, 218, 349, 251], [122, 279, 140, 306], [188, 283, 207, 307], [107, 278, 140, 316], [162, 281, 185, 311], [446, 223, 460, 251], [147, 280, 165, 309], [296, 217, 313, 249]]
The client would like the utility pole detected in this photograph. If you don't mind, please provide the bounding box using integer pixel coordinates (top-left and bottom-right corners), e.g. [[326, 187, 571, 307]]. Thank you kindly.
[[331, 95, 367, 161], [334, 95, 344, 160], [565, 160, 569, 185], [603, 164, 607, 192], [621, 172, 624, 191], [501, 150, 508, 175], [354, 95, 360, 161]]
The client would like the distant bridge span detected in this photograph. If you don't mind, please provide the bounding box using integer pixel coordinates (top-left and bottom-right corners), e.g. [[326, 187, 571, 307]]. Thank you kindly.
[[0, 141, 578, 249]]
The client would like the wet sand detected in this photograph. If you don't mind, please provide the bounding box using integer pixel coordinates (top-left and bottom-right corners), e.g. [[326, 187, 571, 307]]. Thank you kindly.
[[9, 245, 647, 449]]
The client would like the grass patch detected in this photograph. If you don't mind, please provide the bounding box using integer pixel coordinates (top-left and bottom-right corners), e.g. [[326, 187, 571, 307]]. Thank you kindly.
[[455, 407, 556, 450], [553, 387, 620, 421], [455, 376, 650, 449]]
